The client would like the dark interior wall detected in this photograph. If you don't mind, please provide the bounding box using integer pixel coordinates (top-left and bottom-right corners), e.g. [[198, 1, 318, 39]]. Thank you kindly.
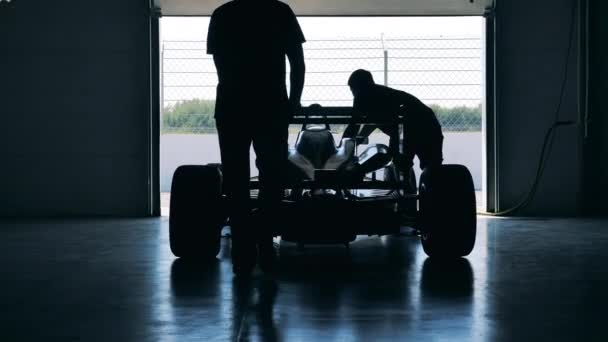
[[495, 0, 582, 215], [0, 1, 153, 216], [585, 0, 608, 215]]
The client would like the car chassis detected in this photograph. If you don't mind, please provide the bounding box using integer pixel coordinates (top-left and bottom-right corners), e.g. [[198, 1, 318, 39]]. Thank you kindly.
[[169, 106, 477, 259]]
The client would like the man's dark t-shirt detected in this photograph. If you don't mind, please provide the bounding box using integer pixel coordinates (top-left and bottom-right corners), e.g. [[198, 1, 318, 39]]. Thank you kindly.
[[207, 0, 306, 118]]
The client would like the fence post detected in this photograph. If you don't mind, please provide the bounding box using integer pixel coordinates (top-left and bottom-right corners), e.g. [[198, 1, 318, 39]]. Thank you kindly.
[[384, 50, 389, 86], [381, 33, 388, 86], [160, 43, 164, 129]]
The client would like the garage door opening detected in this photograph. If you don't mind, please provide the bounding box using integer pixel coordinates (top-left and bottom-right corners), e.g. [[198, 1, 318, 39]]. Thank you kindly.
[[159, 16, 486, 215]]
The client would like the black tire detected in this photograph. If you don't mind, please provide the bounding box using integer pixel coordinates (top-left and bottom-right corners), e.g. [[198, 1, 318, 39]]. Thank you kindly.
[[169, 165, 225, 259], [418, 164, 476, 258]]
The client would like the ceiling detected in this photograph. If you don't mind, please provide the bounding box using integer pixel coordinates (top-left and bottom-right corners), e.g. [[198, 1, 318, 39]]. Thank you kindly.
[[155, 0, 494, 16]]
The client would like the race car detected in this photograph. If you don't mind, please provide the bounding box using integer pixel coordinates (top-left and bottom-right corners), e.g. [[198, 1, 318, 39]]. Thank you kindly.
[[168, 105, 476, 260]]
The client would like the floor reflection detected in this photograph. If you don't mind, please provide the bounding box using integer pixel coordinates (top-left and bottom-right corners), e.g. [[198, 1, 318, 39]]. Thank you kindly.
[[420, 258, 474, 299], [170, 258, 220, 299], [231, 276, 280, 342], [166, 233, 482, 341], [5, 217, 608, 341]]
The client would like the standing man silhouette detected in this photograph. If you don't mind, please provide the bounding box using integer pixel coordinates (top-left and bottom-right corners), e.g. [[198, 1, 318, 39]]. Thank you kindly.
[[207, 0, 306, 275]]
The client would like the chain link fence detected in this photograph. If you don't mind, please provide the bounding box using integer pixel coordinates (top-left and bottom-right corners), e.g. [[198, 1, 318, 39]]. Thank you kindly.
[[161, 36, 482, 134]]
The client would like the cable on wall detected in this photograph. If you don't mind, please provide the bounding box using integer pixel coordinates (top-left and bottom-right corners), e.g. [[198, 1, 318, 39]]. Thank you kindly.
[[479, 0, 578, 216]]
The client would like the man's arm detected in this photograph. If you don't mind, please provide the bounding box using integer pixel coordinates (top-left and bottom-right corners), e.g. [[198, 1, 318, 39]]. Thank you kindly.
[[207, 10, 223, 81], [212, 55, 223, 82], [286, 43, 305, 112]]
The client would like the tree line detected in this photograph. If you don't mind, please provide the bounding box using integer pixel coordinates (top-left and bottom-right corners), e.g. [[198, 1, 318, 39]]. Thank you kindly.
[[162, 99, 482, 134]]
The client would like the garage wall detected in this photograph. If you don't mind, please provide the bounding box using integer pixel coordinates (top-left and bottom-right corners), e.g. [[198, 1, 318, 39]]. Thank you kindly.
[[585, 0, 608, 215], [495, 0, 583, 215], [0, 1, 154, 216]]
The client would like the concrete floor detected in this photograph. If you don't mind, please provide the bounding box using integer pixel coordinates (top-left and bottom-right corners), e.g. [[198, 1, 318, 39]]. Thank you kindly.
[[1, 217, 607, 341]]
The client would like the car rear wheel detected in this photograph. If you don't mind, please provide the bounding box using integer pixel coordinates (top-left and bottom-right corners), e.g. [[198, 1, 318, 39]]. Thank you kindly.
[[169, 164, 225, 259], [418, 164, 476, 258]]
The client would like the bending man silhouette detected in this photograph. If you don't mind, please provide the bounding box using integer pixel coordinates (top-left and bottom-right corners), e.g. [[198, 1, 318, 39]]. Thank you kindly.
[[207, 0, 305, 275], [343, 69, 443, 172]]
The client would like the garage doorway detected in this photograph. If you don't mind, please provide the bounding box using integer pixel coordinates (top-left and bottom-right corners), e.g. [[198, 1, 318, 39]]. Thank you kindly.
[[159, 16, 486, 215]]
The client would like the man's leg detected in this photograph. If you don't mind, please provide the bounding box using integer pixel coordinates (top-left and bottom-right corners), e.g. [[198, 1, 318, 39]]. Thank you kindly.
[[418, 136, 444, 170], [216, 118, 255, 274], [252, 116, 289, 271]]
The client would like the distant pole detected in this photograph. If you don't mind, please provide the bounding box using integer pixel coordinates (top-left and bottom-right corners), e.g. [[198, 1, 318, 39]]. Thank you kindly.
[[160, 43, 164, 121], [384, 50, 389, 86], [381, 33, 388, 86]]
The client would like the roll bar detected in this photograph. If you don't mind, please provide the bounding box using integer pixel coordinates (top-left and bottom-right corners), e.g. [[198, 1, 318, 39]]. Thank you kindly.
[[291, 106, 406, 125]]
